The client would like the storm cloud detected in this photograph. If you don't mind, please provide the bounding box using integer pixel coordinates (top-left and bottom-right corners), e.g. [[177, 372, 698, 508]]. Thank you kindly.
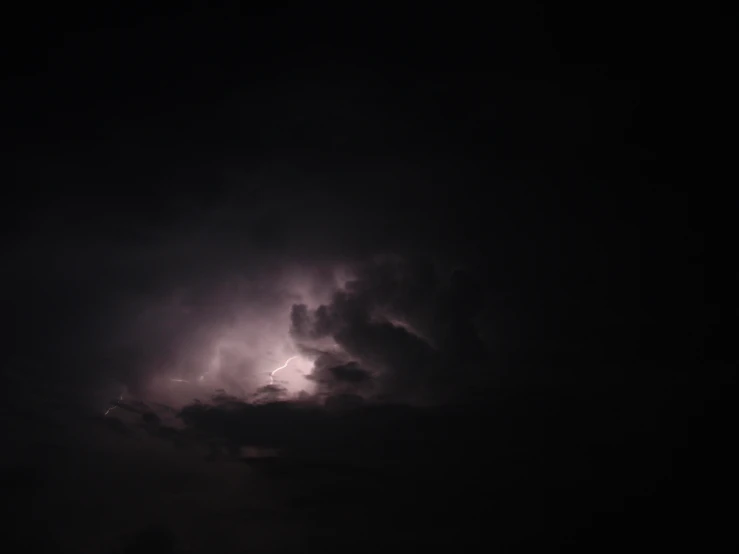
[[287, 256, 492, 404]]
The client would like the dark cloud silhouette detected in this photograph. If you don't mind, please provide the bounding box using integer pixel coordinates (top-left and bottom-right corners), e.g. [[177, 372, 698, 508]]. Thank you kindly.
[[142, 411, 161, 426], [102, 415, 132, 436], [287, 257, 493, 403], [306, 355, 374, 397], [326, 362, 371, 384], [173, 396, 473, 472]]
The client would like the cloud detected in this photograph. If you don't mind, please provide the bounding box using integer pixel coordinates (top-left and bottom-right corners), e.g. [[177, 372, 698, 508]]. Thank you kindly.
[[173, 395, 471, 471], [326, 362, 372, 384], [306, 355, 374, 397], [288, 257, 492, 403]]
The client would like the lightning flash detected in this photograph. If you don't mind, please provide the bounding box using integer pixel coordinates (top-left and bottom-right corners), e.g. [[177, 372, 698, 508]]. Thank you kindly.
[[104, 393, 124, 416], [269, 356, 298, 385]]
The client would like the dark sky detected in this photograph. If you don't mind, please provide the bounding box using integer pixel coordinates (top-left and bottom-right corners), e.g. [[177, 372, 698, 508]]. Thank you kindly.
[[0, 4, 722, 553]]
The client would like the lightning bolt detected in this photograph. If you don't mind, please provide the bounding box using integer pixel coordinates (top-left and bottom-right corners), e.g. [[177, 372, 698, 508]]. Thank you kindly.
[[198, 346, 221, 382], [170, 378, 190, 383], [104, 393, 124, 416], [270, 356, 298, 385]]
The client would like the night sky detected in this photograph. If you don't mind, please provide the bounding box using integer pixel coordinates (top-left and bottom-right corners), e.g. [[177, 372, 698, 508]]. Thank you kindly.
[[1, 4, 722, 553]]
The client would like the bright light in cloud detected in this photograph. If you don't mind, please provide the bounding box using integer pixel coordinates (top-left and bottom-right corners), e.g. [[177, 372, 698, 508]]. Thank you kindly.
[[269, 356, 298, 385], [155, 335, 316, 404], [100, 262, 355, 411], [126, 264, 357, 408]]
